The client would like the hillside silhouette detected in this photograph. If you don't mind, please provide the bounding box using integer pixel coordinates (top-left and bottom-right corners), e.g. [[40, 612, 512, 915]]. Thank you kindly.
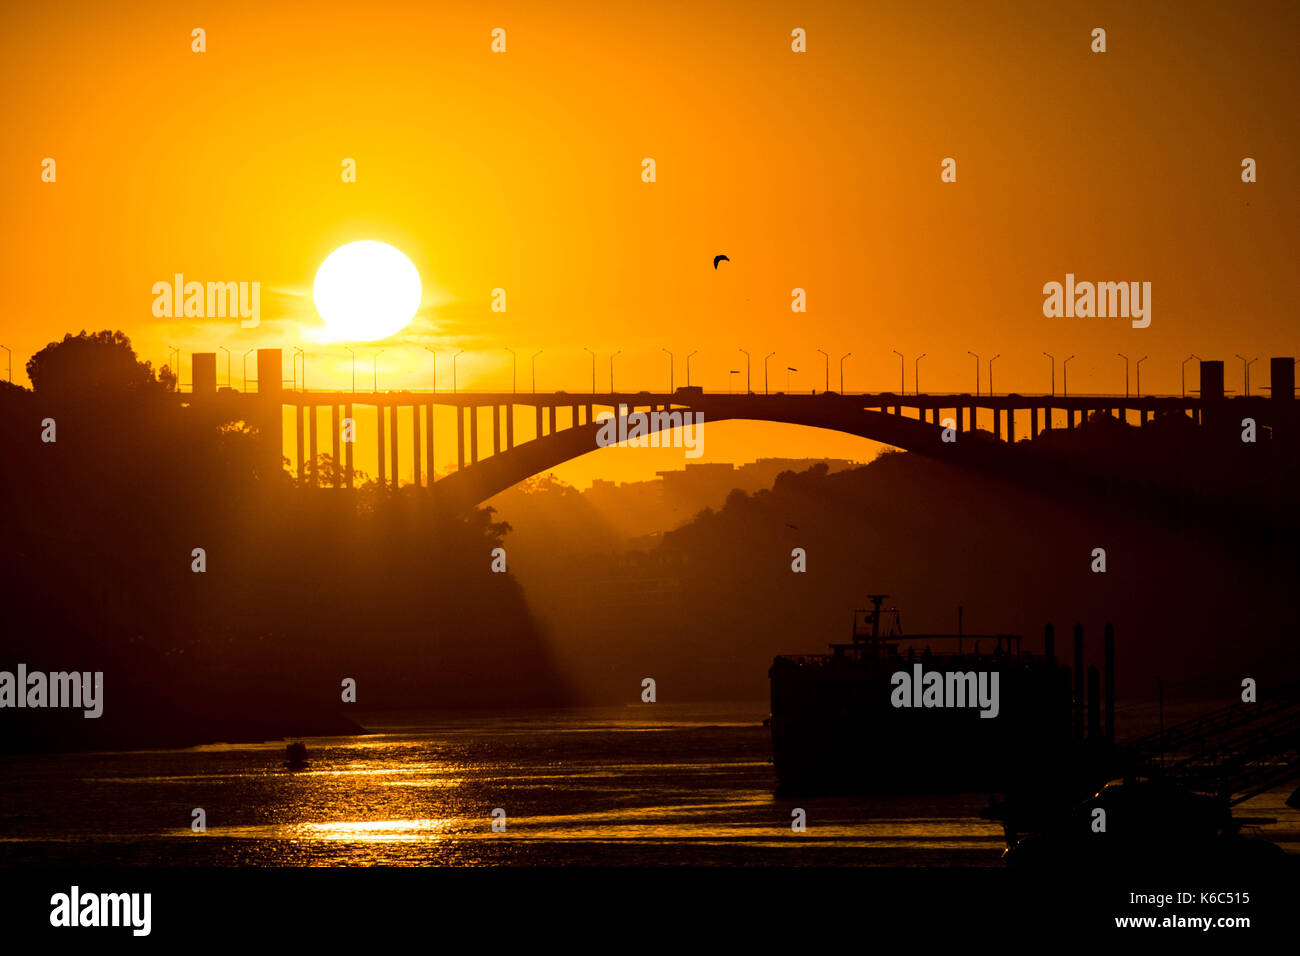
[[492, 434, 1300, 708], [0, 332, 567, 752]]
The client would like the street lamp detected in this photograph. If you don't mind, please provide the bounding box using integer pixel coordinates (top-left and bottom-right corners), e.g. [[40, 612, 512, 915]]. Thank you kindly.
[[891, 349, 904, 393], [817, 349, 829, 393], [1235, 354, 1257, 397], [839, 352, 851, 393], [739, 349, 751, 394], [988, 354, 1001, 395], [686, 350, 698, 388], [505, 348, 516, 394], [454, 349, 466, 394], [242, 348, 255, 391], [764, 352, 775, 395], [345, 346, 357, 393], [1063, 355, 1075, 398], [531, 350, 543, 394], [167, 346, 181, 385], [1181, 354, 1200, 398], [583, 347, 595, 394], [1043, 352, 1055, 397], [967, 350, 980, 395], [293, 347, 305, 391], [373, 350, 384, 391], [421, 346, 436, 393], [1135, 355, 1148, 398], [661, 348, 674, 393], [914, 353, 926, 396], [786, 366, 797, 392], [610, 350, 621, 392], [1117, 353, 1129, 398], [729, 370, 739, 394], [218, 346, 231, 388]]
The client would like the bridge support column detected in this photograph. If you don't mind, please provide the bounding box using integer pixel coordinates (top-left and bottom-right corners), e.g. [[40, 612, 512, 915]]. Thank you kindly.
[[929, 407, 939, 425], [1031, 407, 1039, 438], [412, 404, 422, 488], [549, 406, 557, 436], [506, 404, 514, 449], [1007, 408, 1016, 443], [992, 408, 1001, 441], [457, 406, 465, 472], [345, 403, 354, 489], [389, 405, 399, 489], [308, 405, 319, 487], [492, 405, 501, 455], [332, 405, 341, 488], [536, 405, 543, 439], [426, 402, 434, 485], [470, 406, 479, 463], [586, 403, 594, 425], [295, 405, 305, 482], [377, 405, 386, 485], [254, 348, 283, 477]]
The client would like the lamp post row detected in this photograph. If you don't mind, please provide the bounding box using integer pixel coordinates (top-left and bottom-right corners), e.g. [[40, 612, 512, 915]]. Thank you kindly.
[[144, 346, 1236, 398]]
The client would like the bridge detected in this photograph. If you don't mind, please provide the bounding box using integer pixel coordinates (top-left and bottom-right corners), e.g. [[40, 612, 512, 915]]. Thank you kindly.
[[186, 350, 1299, 509]]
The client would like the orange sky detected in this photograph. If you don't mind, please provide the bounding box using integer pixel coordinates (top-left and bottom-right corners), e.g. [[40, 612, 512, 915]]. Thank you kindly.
[[3, 0, 1297, 485]]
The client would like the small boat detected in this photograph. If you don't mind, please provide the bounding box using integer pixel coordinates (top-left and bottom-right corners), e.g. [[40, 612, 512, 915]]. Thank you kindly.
[[284, 741, 309, 770]]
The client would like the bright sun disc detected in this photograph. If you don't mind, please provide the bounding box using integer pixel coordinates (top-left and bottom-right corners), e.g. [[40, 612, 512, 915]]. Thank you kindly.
[[313, 240, 422, 341]]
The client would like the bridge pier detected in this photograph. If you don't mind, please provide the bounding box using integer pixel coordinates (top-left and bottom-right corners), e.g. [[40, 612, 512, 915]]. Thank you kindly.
[[254, 349, 283, 476], [1007, 408, 1016, 443], [992, 408, 1001, 441], [345, 403, 354, 489], [536, 405, 544, 439], [389, 405, 399, 489], [377, 405, 386, 485], [309, 405, 319, 487], [332, 405, 341, 488], [412, 404, 422, 488], [456, 406, 465, 471], [295, 405, 305, 482], [492, 404, 501, 456], [426, 402, 434, 484], [1031, 406, 1039, 439], [549, 406, 557, 435], [470, 406, 479, 464], [506, 404, 514, 449]]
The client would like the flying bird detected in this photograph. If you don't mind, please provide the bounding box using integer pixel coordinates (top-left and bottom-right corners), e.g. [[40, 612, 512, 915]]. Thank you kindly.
[[713, 255, 729, 269]]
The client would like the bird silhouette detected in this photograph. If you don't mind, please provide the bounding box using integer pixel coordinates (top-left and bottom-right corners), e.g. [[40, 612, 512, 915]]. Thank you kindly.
[[713, 255, 729, 269]]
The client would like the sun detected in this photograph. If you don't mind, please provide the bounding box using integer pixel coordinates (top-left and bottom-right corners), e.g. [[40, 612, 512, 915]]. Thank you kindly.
[[312, 240, 422, 341]]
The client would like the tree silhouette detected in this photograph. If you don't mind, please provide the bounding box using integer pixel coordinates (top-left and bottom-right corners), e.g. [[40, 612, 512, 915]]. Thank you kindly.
[[26, 330, 171, 394]]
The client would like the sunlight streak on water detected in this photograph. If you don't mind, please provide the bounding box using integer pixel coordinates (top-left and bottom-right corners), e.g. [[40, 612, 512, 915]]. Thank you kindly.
[[2, 704, 1295, 866]]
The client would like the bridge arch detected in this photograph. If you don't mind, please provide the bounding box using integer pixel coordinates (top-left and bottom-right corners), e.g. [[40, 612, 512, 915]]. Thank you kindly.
[[432, 396, 1005, 509]]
